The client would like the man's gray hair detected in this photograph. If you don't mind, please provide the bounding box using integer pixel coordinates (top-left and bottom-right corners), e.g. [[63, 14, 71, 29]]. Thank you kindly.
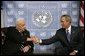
[[60, 15, 72, 23], [16, 18, 24, 22], [16, 18, 25, 24]]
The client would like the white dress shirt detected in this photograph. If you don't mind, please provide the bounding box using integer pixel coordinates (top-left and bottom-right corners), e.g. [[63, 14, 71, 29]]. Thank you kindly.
[[66, 25, 71, 34]]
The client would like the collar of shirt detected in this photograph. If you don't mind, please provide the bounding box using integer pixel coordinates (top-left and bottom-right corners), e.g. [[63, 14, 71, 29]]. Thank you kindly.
[[66, 25, 71, 34]]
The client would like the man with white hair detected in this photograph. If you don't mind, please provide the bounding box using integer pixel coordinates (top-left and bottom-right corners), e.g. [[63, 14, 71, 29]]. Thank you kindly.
[[2, 18, 34, 55]]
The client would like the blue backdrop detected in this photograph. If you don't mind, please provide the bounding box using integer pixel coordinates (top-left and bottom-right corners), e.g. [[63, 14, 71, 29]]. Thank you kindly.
[[2, 1, 80, 54]]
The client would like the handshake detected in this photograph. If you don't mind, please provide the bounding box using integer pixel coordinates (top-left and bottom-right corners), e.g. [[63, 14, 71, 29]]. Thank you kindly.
[[27, 36, 41, 44]]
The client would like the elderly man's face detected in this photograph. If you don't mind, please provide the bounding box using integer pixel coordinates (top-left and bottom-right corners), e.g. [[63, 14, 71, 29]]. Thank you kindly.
[[60, 17, 70, 29], [17, 20, 26, 32]]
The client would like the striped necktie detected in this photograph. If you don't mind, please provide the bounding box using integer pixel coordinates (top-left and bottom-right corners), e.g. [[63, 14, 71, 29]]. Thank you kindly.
[[66, 30, 71, 42]]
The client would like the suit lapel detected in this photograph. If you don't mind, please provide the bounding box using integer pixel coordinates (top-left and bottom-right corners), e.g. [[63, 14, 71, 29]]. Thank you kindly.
[[63, 30, 68, 42], [70, 26, 75, 42], [59, 26, 76, 48], [61, 29, 70, 46]]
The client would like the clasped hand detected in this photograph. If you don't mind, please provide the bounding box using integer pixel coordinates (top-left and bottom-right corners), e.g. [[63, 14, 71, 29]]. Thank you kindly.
[[27, 36, 40, 44]]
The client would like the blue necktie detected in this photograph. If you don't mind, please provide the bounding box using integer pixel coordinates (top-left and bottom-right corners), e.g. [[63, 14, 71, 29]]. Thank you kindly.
[[66, 30, 71, 42]]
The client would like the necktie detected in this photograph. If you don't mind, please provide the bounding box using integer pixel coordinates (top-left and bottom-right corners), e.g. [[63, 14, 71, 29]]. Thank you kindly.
[[66, 30, 71, 42]]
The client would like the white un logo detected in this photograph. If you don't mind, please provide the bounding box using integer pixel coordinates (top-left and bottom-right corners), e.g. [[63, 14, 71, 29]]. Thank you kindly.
[[32, 10, 53, 28]]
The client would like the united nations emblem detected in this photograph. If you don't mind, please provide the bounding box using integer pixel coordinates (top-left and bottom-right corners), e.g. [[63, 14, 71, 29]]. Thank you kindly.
[[32, 11, 53, 28]]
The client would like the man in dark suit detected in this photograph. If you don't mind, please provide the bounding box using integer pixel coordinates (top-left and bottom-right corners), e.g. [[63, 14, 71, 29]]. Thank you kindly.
[[28, 15, 84, 55], [2, 19, 34, 55]]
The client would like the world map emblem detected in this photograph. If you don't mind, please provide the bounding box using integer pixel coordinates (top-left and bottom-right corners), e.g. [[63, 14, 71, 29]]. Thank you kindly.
[[32, 11, 53, 27]]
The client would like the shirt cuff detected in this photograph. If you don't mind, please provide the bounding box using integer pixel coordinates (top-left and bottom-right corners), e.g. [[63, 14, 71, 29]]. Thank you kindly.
[[39, 39, 42, 43], [74, 50, 78, 53]]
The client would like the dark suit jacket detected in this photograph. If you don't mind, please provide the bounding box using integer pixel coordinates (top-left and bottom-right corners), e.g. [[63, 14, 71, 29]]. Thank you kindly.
[[40, 26, 84, 55], [2, 26, 34, 55]]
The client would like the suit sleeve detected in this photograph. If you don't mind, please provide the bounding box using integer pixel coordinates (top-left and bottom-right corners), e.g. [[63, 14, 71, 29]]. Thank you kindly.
[[40, 31, 59, 45], [24, 30, 34, 48], [75, 28, 84, 52]]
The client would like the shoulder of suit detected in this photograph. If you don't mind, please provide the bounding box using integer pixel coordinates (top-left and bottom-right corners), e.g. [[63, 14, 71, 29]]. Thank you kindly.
[[24, 29, 30, 33], [8, 26, 15, 29], [57, 28, 65, 32], [7, 26, 16, 31], [25, 29, 29, 32], [72, 26, 81, 30], [71, 26, 82, 33]]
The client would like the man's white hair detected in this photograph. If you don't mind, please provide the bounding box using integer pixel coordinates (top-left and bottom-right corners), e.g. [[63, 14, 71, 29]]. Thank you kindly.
[[16, 18, 25, 22], [16, 18, 25, 25], [16, 18, 24, 22]]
